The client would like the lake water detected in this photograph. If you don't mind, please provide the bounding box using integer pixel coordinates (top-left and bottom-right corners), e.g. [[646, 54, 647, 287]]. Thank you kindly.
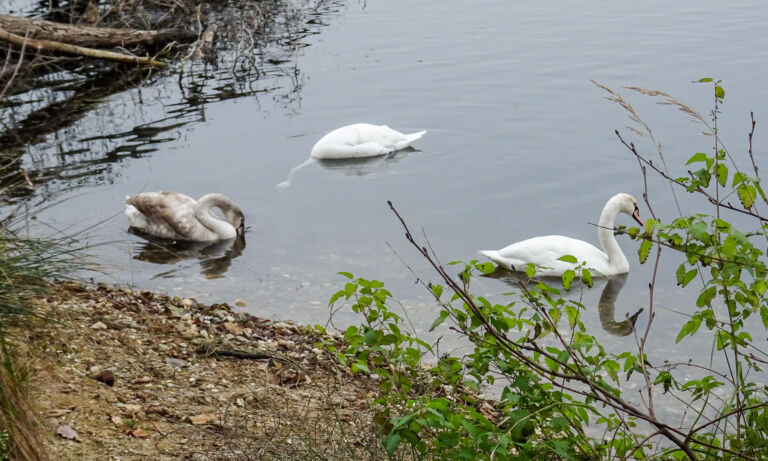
[[4, 0, 768, 424]]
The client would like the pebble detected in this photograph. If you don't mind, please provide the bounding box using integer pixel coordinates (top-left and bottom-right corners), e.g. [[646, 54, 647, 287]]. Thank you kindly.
[[235, 299, 247, 307], [90, 321, 108, 330], [165, 357, 190, 369]]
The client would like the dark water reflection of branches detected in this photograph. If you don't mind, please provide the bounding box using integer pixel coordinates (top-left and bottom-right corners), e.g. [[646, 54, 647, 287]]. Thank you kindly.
[[0, 0, 345, 208]]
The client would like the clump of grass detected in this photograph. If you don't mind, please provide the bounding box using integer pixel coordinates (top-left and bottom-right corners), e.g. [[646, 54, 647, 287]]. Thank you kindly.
[[0, 216, 97, 460], [0, 343, 47, 461], [0, 231, 92, 325]]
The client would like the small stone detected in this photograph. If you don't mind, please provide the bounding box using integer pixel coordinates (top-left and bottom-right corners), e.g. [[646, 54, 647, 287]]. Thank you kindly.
[[57, 424, 81, 441], [165, 357, 189, 369], [146, 406, 172, 417], [93, 369, 115, 386], [122, 404, 142, 414], [189, 413, 217, 425], [234, 299, 247, 307], [131, 428, 149, 438], [277, 339, 295, 347], [222, 322, 244, 335], [90, 321, 107, 330]]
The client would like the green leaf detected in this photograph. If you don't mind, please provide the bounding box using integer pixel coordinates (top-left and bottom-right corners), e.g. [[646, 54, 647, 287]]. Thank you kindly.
[[754, 279, 767, 296], [525, 263, 537, 277], [429, 310, 450, 332], [557, 254, 578, 264], [338, 271, 354, 279], [431, 284, 443, 299], [689, 221, 710, 243], [698, 77, 713, 83], [476, 261, 496, 274], [715, 85, 725, 99], [696, 286, 717, 307], [716, 163, 728, 187], [732, 171, 748, 186], [643, 219, 657, 235], [638, 240, 652, 264], [676, 316, 702, 342], [383, 433, 402, 455], [760, 306, 768, 329], [604, 360, 620, 383], [328, 290, 345, 306], [738, 184, 757, 209], [681, 269, 697, 287], [351, 361, 370, 374], [561, 269, 575, 291], [686, 152, 709, 165]]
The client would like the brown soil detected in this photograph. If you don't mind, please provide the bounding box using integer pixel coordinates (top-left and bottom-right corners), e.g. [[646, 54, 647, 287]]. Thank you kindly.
[[12, 282, 387, 460]]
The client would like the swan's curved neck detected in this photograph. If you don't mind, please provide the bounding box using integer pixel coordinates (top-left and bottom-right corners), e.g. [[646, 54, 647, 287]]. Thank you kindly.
[[277, 157, 316, 189], [597, 198, 629, 271], [195, 194, 237, 239]]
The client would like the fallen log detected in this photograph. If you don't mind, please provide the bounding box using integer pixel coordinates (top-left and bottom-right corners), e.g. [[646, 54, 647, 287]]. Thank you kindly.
[[0, 13, 196, 48], [0, 28, 165, 67]]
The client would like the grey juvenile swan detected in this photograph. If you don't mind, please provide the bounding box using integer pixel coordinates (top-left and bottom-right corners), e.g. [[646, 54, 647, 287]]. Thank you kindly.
[[125, 191, 245, 241]]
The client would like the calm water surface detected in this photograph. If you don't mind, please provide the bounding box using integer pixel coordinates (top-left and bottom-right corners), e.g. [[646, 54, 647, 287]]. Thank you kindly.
[[9, 0, 768, 418]]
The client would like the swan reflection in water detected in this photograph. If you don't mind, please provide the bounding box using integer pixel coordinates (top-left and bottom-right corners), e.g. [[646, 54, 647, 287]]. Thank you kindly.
[[277, 148, 417, 189], [483, 269, 643, 337], [128, 230, 246, 279]]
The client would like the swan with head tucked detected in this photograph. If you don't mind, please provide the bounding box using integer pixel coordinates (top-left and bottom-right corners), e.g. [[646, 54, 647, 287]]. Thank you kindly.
[[479, 193, 643, 276], [124, 191, 245, 242], [276, 123, 427, 188]]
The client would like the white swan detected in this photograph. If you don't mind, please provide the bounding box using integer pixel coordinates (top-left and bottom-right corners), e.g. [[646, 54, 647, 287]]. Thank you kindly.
[[124, 191, 245, 242], [276, 123, 427, 188], [479, 193, 643, 276]]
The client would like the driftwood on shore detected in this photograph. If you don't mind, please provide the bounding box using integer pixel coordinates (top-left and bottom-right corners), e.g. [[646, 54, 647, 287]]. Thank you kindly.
[[0, 13, 197, 67], [0, 14, 196, 48], [0, 28, 165, 67]]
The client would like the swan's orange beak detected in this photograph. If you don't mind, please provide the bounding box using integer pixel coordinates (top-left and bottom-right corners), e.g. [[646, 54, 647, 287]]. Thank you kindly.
[[632, 206, 643, 226]]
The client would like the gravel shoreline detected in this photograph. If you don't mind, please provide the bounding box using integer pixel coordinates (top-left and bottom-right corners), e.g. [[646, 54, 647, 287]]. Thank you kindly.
[[15, 282, 385, 460]]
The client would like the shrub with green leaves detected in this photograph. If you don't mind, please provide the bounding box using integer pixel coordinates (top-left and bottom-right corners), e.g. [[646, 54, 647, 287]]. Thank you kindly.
[[327, 81, 768, 460]]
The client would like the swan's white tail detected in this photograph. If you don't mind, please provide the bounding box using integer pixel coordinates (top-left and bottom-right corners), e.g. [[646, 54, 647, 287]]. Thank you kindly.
[[394, 130, 427, 150], [276, 157, 317, 189], [478, 250, 499, 260]]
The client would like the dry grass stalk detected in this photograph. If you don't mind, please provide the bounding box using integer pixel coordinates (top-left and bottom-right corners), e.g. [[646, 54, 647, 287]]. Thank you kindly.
[[0, 347, 50, 461]]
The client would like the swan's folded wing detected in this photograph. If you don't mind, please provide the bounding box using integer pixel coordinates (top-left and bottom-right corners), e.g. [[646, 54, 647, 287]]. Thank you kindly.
[[496, 235, 608, 273], [126, 192, 199, 239]]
